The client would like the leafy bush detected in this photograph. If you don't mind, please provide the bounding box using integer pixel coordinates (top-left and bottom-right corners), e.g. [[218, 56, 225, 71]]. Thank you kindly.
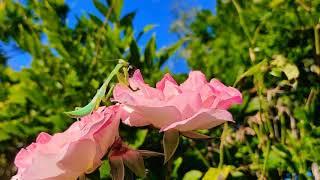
[[175, 0, 320, 179], [0, 0, 320, 179]]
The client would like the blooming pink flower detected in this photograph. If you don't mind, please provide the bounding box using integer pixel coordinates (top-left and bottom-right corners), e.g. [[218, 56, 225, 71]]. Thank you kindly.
[[113, 70, 242, 132], [12, 106, 120, 180]]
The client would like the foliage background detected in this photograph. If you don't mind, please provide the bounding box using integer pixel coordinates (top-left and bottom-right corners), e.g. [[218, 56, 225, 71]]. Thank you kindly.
[[0, 0, 319, 179]]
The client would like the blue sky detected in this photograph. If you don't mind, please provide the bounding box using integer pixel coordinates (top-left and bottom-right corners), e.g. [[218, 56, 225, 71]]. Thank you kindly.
[[3, 0, 215, 73]]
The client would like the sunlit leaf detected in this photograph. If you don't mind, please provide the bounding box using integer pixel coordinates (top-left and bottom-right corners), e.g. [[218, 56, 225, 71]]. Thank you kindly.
[[93, 0, 108, 15], [203, 166, 233, 180], [130, 129, 148, 148], [99, 160, 111, 179], [234, 59, 268, 86], [157, 38, 186, 67], [107, 0, 123, 20], [182, 170, 203, 180], [172, 157, 183, 178], [283, 64, 299, 80]]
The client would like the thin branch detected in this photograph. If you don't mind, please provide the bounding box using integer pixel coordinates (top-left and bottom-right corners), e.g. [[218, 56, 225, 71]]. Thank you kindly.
[[218, 123, 228, 168], [231, 0, 253, 44], [91, 6, 114, 65]]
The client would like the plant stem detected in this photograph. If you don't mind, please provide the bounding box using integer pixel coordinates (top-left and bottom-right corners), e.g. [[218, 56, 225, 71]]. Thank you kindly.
[[261, 140, 270, 180], [218, 123, 228, 168], [231, 0, 253, 44], [165, 158, 173, 180], [91, 6, 114, 66], [280, 114, 286, 144], [314, 25, 320, 56], [193, 146, 210, 168]]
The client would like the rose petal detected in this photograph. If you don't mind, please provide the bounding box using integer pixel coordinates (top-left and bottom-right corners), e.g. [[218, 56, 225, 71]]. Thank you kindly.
[[209, 79, 242, 109], [134, 105, 182, 128], [13, 106, 121, 179], [180, 71, 207, 91], [161, 109, 234, 132], [36, 132, 52, 144], [120, 106, 151, 127], [167, 92, 202, 119], [156, 73, 178, 91], [129, 69, 144, 90], [57, 139, 97, 174], [163, 80, 182, 100]]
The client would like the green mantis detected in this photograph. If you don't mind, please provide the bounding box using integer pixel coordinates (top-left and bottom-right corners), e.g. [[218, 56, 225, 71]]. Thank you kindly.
[[65, 59, 129, 118]]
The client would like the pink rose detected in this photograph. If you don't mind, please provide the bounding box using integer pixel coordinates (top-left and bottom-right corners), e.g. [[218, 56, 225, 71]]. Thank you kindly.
[[12, 106, 120, 180], [113, 70, 242, 132]]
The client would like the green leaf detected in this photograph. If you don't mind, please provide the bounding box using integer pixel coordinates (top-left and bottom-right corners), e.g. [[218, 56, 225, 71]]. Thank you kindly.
[[120, 11, 136, 27], [93, 0, 108, 15], [130, 129, 148, 148], [183, 170, 203, 180], [283, 63, 299, 80], [89, 14, 103, 26], [24, 87, 47, 107], [144, 35, 156, 67], [7, 84, 27, 104], [0, 129, 10, 142], [234, 59, 268, 86], [99, 160, 111, 179], [245, 97, 260, 113], [230, 171, 244, 177], [172, 157, 183, 178], [163, 129, 179, 164], [143, 24, 157, 33], [269, 0, 285, 8], [157, 38, 185, 67], [269, 67, 282, 77], [107, 0, 123, 20], [203, 166, 233, 180], [136, 24, 157, 41], [129, 39, 141, 65]]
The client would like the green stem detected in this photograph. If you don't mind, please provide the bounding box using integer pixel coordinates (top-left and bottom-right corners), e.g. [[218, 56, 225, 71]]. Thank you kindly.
[[280, 114, 286, 144], [193, 147, 210, 168], [165, 158, 173, 180], [218, 123, 228, 168], [314, 25, 320, 55], [91, 6, 113, 66], [231, 0, 253, 44], [261, 140, 270, 179]]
